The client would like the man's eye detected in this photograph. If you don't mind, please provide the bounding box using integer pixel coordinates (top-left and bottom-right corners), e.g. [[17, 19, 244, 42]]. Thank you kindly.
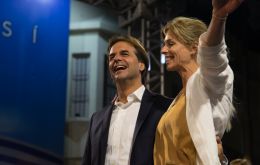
[[109, 55, 115, 60], [120, 51, 129, 56]]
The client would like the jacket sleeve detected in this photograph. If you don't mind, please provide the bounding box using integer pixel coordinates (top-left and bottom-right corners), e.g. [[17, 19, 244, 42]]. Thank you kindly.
[[81, 114, 94, 165], [197, 33, 234, 96], [197, 33, 235, 136]]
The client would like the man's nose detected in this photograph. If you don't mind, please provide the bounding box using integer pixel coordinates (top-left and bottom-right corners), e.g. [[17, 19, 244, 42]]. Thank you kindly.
[[114, 54, 122, 61]]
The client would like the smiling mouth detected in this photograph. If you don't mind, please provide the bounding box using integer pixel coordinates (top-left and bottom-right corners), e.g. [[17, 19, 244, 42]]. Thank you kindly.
[[113, 65, 127, 73], [165, 58, 171, 64], [165, 56, 175, 63]]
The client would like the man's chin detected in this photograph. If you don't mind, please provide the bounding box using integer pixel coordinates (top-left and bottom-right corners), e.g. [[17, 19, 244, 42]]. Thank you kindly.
[[113, 74, 124, 80], [114, 75, 132, 83]]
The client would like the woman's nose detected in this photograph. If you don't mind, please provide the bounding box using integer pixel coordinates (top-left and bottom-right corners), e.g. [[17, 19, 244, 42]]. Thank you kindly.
[[161, 46, 168, 55]]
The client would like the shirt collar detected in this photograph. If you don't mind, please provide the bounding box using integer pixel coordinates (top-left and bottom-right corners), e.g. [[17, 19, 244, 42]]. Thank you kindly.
[[132, 85, 145, 102]]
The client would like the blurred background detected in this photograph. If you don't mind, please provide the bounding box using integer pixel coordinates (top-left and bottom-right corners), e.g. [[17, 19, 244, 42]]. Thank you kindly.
[[0, 0, 259, 164]]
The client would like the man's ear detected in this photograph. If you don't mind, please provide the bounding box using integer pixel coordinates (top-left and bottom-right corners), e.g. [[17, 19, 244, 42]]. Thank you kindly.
[[139, 63, 145, 71]]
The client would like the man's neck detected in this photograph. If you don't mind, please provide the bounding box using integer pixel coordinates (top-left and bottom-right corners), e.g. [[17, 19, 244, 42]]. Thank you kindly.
[[116, 81, 143, 104]]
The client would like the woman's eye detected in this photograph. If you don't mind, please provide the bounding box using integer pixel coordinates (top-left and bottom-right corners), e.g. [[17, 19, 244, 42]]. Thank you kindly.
[[166, 41, 174, 47]]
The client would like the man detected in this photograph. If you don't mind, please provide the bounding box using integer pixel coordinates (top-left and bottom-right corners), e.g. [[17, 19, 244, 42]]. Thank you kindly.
[[81, 35, 172, 165]]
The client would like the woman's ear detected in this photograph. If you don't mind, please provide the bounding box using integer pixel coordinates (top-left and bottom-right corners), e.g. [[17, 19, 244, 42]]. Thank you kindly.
[[190, 44, 198, 58]]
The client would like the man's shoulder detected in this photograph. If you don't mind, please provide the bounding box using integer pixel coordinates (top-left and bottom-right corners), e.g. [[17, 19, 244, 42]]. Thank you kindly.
[[144, 89, 173, 105], [90, 104, 112, 120], [145, 89, 172, 99], [154, 94, 173, 107]]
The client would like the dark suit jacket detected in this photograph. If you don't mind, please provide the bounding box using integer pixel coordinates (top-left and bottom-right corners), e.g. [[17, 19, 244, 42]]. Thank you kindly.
[[81, 89, 172, 165]]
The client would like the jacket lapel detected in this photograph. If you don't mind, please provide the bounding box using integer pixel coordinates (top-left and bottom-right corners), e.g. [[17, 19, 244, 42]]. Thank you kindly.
[[100, 104, 114, 165], [132, 89, 154, 145]]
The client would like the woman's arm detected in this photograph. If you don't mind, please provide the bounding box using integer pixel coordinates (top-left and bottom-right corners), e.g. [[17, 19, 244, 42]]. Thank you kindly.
[[197, 0, 243, 137], [204, 0, 244, 46], [198, 0, 243, 95]]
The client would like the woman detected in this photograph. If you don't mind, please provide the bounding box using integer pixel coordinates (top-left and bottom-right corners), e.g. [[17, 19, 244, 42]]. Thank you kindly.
[[153, 0, 243, 164]]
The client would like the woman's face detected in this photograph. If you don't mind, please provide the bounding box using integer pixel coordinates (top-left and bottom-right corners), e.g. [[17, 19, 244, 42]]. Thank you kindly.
[[161, 31, 196, 72]]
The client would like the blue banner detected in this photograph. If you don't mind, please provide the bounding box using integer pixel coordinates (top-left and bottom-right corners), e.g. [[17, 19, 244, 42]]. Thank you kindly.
[[0, 0, 70, 163]]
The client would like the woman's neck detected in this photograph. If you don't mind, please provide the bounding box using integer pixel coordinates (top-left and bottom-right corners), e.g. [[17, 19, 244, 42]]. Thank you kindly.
[[178, 62, 199, 87]]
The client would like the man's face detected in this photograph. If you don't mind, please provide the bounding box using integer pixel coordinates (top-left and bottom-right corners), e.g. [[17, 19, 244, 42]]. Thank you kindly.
[[108, 41, 144, 83]]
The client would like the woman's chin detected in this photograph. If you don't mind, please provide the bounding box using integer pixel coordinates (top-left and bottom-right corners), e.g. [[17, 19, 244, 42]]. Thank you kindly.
[[166, 65, 176, 71]]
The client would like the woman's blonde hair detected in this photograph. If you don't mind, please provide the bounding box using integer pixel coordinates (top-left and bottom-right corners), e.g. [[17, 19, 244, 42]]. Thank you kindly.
[[161, 16, 207, 48]]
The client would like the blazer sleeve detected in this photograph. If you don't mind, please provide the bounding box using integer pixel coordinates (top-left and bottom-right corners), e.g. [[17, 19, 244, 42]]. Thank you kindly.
[[81, 114, 94, 165], [197, 33, 234, 136], [197, 33, 234, 96]]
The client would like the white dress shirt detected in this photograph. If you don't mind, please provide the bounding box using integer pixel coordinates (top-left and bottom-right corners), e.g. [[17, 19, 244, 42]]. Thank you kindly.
[[105, 85, 145, 165]]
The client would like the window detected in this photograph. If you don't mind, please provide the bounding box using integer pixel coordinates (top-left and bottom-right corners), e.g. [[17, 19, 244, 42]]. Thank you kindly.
[[69, 53, 90, 118]]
